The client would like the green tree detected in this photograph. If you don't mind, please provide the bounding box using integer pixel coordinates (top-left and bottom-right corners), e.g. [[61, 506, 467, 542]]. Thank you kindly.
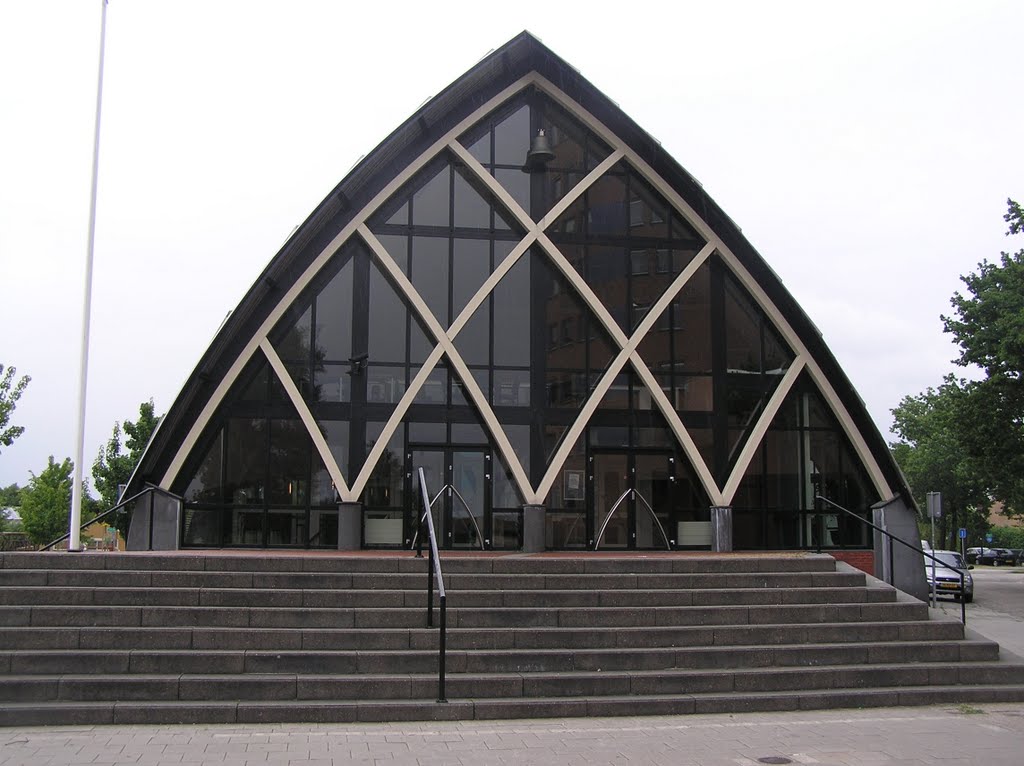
[[92, 400, 160, 535], [0, 482, 22, 509], [19, 457, 96, 547], [0, 364, 31, 453], [941, 199, 1024, 516], [890, 377, 990, 549]]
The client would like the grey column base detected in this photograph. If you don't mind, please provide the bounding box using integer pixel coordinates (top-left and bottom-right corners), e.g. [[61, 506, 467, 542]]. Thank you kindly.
[[126, 493, 181, 551], [522, 504, 546, 553], [711, 506, 733, 552], [338, 502, 362, 551]]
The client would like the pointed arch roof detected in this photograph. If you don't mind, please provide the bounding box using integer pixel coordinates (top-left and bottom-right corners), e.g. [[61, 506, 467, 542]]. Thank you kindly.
[[130, 31, 911, 509]]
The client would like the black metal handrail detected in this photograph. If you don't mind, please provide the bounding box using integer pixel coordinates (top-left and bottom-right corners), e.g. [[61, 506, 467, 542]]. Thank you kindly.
[[815, 495, 966, 625], [41, 485, 183, 552], [415, 467, 447, 703]]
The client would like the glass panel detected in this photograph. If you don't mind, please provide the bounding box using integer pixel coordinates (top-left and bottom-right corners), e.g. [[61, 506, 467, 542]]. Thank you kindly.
[[451, 451, 486, 549], [493, 103, 530, 166], [228, 508, 264, 546], [314, 257, 354, 362], [267, 508, 305, 546], [452, 238, 491, 317], [635, 453, 672, 548], [367, 253, 408, 364], [267, 419, 309, 506], [414, 366, 447, 405], [587, 172, 628, 238], [491, 510, 521, 550], [309, 508, 338, 548], [364, 509, 404, 546], [273, 305, 312, 362], [674, 376, 713, 412], [763, 429, 801, 510], [594, 452, 628, 549], [411, 163, 450, 227], [375, 234, 409, 274], [313, 363, 350, 403], [183, 429, 224, 503], [181, 508, 221, 547], [410, 236, 449, 326], [367, 365, 406, 404], [453, 298, 490, 367], [317, 419, 349, 481], [310, 448, 337, 506], [724, 275, 763, 374], [412, 449, 444, 541], [544, 427, 582, 501], [453, 165, 492, 230], [546, 511, 586, 548], [409, 422, 446, 443], [225, 418, 266, 505], [501, 424, 532, 484], [492, 250, 531, 366], [493, 369, 530, 407], [451, 422, 485, 443], [238, 359, 270, 402], [732, 445, 764, 510], [492, 452, 523, 508], [363, 423, 404, 510], [494, 168, 530, 214], [671, 262, 712, 375]]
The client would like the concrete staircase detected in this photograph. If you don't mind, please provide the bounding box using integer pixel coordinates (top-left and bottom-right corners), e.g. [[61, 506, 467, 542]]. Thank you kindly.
[[1, 551, 1022, 726]]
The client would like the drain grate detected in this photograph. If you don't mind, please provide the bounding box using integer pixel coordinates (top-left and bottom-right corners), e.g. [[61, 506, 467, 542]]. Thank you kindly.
[[757, 759, 793, 765]]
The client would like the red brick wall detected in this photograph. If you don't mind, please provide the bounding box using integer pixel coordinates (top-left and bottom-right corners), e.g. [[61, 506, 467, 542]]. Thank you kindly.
[[832, 551, 875, 576]]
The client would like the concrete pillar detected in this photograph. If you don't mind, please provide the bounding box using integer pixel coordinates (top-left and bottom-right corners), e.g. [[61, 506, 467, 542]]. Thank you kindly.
[[872, 496, 928, 600], [522, 504, 545, 553], [338, 502, 362, 551], [711, 506, 732, 552]]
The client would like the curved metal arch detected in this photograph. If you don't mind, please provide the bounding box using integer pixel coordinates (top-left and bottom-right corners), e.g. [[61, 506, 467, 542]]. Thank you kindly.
[[593, 488, 672, 551]]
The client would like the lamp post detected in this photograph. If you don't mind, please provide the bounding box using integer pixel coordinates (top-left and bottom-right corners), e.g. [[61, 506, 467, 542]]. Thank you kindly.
[[69, 0, 109, 551]]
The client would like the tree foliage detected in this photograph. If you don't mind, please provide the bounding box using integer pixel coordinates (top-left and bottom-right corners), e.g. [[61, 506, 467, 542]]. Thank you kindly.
[[92, 400, 160, 536], [0, 364, 31, 454], [19, 457, 96, 547], [890, 377, 990, 548], [939, 199, 1024, 515], [0, 482, 22, 509]]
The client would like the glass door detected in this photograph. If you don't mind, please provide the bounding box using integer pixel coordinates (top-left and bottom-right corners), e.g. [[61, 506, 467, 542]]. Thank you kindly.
[[591, 450, 675, 550], [409, 446, 489, 550]]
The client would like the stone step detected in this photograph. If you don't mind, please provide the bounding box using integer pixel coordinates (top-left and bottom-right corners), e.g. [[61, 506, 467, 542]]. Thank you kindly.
[[0, 552, 840, 576], [3, 662, 1023, 704], [0, 639, 999, 676], [0, 584, 895, 609], [0, 619, 965, 652], [4, 683, 1024, 727], [0, 569, 867, 592], [0, 600, 926, 630]]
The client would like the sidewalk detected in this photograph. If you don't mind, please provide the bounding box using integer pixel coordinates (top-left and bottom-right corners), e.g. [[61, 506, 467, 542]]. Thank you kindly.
[[2, 703, 1023, 766]]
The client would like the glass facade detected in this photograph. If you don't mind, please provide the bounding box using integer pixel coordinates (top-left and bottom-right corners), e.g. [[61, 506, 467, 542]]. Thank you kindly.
[[169, 83, 882, 552]]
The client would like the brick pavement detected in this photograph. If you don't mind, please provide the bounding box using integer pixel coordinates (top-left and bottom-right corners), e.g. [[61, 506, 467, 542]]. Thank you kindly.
[[2, 703, 1023, 766]]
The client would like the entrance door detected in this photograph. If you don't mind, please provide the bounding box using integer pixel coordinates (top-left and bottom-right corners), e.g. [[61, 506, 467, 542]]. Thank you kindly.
[[591, 450, 674, 550], [410, 447, 489, 550]]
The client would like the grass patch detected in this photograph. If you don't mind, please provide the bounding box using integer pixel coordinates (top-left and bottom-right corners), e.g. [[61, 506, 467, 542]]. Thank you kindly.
[[955, 703, 985, 715]]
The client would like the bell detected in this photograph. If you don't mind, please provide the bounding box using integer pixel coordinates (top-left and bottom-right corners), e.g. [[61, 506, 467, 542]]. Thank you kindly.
[[522, 129, 556, 172]]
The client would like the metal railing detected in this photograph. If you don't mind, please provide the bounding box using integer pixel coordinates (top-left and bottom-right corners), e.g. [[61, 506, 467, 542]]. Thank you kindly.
[[410, 483, 485, 551], [42, 485, 182, 552], [593, 488, 672, 551], [415, 467, 448, 703], [814, 495, 967, 625]]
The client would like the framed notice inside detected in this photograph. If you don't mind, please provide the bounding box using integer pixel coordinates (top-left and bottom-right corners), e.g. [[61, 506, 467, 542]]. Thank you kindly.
[[563, 469, 584, 501]]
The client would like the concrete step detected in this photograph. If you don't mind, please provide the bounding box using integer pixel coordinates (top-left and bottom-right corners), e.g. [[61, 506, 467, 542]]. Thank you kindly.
[[0, 552, 840, 576], [0, 568, 868, 592], [3, 662, 1023, 704], [4, 683, 1024, 727], [0, 639, 999, 676], [0, 600, 927, 631], [0, 618, 966, 652], [0, 584, 895, 609]]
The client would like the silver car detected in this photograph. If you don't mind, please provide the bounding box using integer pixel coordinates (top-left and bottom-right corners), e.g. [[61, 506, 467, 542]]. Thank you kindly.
[[925, 549, 974, 603]]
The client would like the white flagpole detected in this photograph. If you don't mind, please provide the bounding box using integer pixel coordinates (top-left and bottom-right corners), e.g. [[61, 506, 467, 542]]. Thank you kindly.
[[69, 0, 109, 552]]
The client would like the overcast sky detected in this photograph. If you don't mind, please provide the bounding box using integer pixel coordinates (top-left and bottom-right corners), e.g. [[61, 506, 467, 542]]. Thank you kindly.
[[1, 0, 1022, 490]]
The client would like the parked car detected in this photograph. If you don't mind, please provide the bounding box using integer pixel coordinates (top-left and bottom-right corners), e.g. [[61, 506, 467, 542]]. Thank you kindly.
[[962, 548, 1011, 565], [925, 550, 973, 603]]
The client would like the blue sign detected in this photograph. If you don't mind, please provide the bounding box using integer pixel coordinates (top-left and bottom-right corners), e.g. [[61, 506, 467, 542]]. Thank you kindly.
[[986, 533, 993, 543], [959, 528, 967, 539]]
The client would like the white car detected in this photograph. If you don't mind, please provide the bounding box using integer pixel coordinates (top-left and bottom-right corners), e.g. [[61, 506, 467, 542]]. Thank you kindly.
[[925, 549, 974, 603]]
